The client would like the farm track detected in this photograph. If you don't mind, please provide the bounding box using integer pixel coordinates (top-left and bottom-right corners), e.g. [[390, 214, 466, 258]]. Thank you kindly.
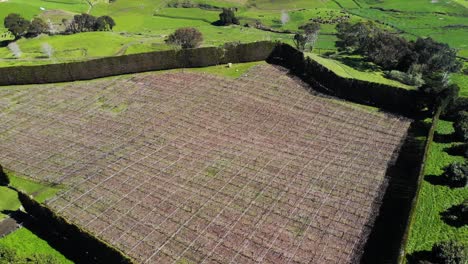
[[0, 65, 411, 263]]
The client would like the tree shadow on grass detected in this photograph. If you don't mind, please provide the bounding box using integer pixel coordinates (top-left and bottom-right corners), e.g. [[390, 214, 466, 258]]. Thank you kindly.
[[440, 204, 467, 228], [433, 132, 456, 143], [335, 56, 380, 72], [4, 210, 101, 264], [406, 250, 434, 264], [424, 174, 447, 186], [445, 144, 467, 157]]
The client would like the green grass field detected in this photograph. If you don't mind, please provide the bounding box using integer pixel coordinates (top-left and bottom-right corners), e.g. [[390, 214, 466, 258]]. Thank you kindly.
[[0, 228, 73, 263], [405, 120, 468, 256], [306, 53, 414, 89], [0, 170, 61, 219]]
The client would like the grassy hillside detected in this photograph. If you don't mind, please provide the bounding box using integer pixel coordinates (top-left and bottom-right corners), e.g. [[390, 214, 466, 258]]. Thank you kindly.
[[307, 53, 414, 89]]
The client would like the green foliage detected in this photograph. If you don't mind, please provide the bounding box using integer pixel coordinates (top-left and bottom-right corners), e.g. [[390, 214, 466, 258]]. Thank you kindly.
[[95, 15, 115, 31], [28, 18, 48, 37], [293, 33, 307, 51], [0, 245, 17, 264], [66, 13, 115, 33], [0, 228, 72, 264], [454, 111, 468, 142], [336, 21, 461, 76], [441, 199, 468, 227], [385, 70, 424, 87], [420, 73, 460, 110], [296, 22, 320, 51], [219, 8, 239, 25], [432, 240, 468, 264], [413, 37, 462, 74], [4, 13, 30, 39], [166, 27, 203, 48], [442, 162, 468, 188]]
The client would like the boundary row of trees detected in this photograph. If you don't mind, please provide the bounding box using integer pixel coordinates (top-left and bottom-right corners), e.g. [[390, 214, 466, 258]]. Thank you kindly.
[[3, 13, 115, 40]]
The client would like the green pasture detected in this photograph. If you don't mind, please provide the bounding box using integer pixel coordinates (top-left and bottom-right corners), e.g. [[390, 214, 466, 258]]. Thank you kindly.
[[0, 228, 73, 263], [0, 170, 61, 219], [405, 120, 468, 256], [187, 60, 265, 78], [355, 0, 468, 14], [306, 53, 414, 89]]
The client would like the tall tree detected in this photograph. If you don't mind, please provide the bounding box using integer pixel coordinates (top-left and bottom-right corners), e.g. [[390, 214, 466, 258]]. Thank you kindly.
[[28, 18, 49, 37], [95, 16, 116, 31], [4, 13, 30, 39], [219, 8, 239, 25], [166, 27, 203, 49]]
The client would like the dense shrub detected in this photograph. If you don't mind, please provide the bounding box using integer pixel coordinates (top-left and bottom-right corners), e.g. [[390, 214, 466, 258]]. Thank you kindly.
[[166, 27, 203, 49], [219, 8, 239, 25], [454, 111, 468, 142], [0, 244, 62, 264], [385, 70, 424, 87], [4, 13, 31, 39], [0, 245, 16, 263], [66, 13, 115, 33], [441, 199, 468, 227], [413, 37, 461, 74], [432, 240, 468, 264], [442, 162, 468, 188], [419, 73, 460, 111], [28, 17, 49, 37]]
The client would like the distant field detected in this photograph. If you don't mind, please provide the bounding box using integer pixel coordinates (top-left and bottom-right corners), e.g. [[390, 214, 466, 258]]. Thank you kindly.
[[0, 0, 465, 66], [0, 64, 410, 263]]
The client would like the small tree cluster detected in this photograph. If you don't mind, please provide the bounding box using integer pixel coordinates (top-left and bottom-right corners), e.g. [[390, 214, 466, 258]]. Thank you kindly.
[[431, 240, 468, 264], [335, 21, 461, 74], [442, 162, 468, 188], [218, 8, 239, 25], [419, 72, 460, 110], [4, 13, 49, 39], [166, 27, 203, 49], [294, 22, 320, 51], [66, 13, 115, 33]]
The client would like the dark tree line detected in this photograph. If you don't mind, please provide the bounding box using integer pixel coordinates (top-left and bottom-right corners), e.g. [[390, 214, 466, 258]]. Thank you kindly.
[[218, 8, 240, 26], [3, 13, 116, 40], [336, 21, 463, 111], [4, 14, 48, 39], [336, 21, 461, 74], [293, 22, 321, 52]]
